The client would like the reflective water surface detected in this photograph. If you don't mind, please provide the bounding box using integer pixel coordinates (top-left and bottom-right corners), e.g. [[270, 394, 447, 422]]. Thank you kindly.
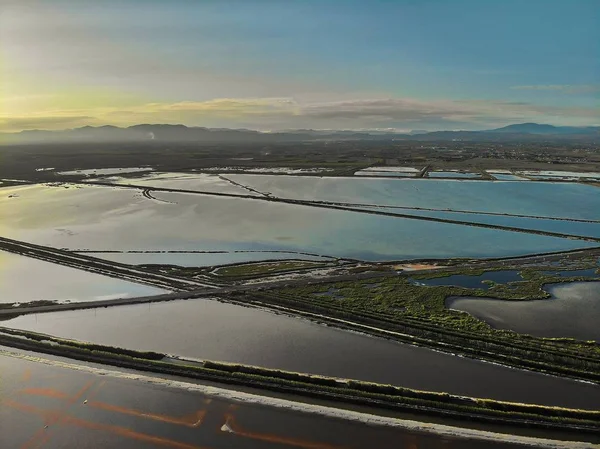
[[107, 172, 260, 196], [427, 171, 482, 178], [58, 167, 153, 176], [87, 251, 334, 267], [226, 174, 600, 219], [447, 281, 600, 341], [0, 251, 167, 304], [377, 208, 600, 238], [0, 184, 594, 264], [5, 298, 600, 409], [0, 354, 554, 449], [517, 170, 600, 181], [489, 173, 529, 181], [354, 171, 416, 177]]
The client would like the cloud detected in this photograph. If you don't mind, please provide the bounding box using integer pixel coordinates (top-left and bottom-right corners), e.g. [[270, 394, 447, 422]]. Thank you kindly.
[[97, 98, 300, 128], [0, 115, 97, 131], [145, 98, 297, 115], [299, 99, 465, 120], [293, 98, 600, 126], [1, 96, 598, 132], [510, 84, 600, 94]]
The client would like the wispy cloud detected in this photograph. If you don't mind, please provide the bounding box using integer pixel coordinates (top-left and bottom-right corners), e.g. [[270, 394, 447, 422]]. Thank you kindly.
[[0, 115, 98, 131], [294, 98, 600, 128], [510, 84, 600, 94], [2, 97, 598, 132]]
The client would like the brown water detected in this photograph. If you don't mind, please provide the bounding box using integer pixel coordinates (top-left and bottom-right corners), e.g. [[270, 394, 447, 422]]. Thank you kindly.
[[447, 281, 600, 341], [5, 298, 600, 410], [1, 353, 558, 449]]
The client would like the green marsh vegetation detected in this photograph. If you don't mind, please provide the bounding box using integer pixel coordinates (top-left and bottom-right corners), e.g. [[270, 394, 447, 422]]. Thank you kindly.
[[1, 327, 598, 432], [213, 260, 329, 277], [252, 263, 600, 380]]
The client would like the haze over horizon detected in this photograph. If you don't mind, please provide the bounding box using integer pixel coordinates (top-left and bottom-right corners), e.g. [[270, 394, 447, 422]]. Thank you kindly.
[[1, 0, 599, 133]]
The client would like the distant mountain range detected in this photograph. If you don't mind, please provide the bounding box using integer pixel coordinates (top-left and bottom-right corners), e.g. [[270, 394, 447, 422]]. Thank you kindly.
[[490, 123, 600, 135], [1, 122, 599, 144]]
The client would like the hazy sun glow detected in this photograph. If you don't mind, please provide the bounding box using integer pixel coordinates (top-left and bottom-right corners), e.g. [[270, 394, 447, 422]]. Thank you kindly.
[[1, 0, 598, 132]]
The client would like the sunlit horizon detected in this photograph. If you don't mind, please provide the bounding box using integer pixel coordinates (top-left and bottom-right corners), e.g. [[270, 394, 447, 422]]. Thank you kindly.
[[1, 0, 598, 133]]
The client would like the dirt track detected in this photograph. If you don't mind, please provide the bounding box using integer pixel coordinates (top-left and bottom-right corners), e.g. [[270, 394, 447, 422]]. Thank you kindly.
[[2, 230, 599, 318], [0, 269, 395, 317]]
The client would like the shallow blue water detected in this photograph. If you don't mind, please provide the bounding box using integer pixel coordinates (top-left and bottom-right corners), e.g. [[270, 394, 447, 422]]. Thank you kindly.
[[374, 208, 600, 239], [86, 251, 335, 267], [229, 175, 600, 220], [1, 183, 596, 266]]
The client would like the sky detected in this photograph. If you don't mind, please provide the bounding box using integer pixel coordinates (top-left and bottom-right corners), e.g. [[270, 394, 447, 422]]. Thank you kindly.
[[1, 0, 599, 132]]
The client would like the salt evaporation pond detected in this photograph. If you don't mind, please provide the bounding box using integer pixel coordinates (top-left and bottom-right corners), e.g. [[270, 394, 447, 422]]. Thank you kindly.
[[85, 251, 335, 267], [487, 170, 529, 181], [105, 172, 261, 196], [5, 298, 600, 409], [447, 281, 600, 341], [516, 170, 600, 181], [200, 167, 333, 174], [491, 174, 529, 181], [0, 184, 595, 264], [58, 167, 153, 176], [224, 174, 600, 220], [357, 167, 421, 173], [354, 171, 416, 177], [0, 251, 167, 305], [354, 167, 420, 177], [0, 357, 544, 449], [370, 208, 600, 239], [427, 171, 482, 179]]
